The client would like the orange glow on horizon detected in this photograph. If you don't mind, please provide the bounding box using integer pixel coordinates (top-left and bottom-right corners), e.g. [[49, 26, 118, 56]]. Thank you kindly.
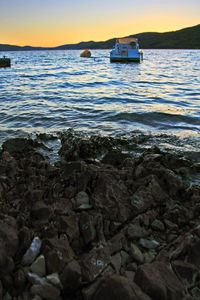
[[0, 2, 199, 47]]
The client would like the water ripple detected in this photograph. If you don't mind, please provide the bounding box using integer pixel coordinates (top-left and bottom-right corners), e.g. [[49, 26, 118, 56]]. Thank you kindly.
[[0, 49, 199, 144]]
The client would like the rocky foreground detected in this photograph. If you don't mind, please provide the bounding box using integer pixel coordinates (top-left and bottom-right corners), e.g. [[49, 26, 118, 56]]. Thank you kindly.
[[0, 132, 200, 300]]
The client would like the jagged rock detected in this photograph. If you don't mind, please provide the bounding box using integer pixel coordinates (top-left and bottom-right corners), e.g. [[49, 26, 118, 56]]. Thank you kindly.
[[14, 269, 27, 292], [139, 238, 160, 249], [43, 237, 74, 274], [91, 172, 131, 222], [85, 275, 151, 300], [172, 260, 199, 285], [0, 216, 19, 256], [79, 212, 96, 245], [31, 202, 51, 220], [135, 261, 185, 300], [130, 243, 144, 264], [22, 237, 42, 266], [30, 255, 46, 277], [151, 219, 165, 232], [46, 273, 62, 289], [81, 245, 111, 282], [27, 272, 46, 285], [75, 191, 90, 207], [187, 239, 200, 267], [60, 260, 82, 293], [126, 224, 147, 240], [31, 283, 60, 300], [0, 280, 3, 300]]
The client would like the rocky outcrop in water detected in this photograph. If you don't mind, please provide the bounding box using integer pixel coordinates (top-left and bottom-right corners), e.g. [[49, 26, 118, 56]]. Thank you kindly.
[[0, 133, 200, 300]]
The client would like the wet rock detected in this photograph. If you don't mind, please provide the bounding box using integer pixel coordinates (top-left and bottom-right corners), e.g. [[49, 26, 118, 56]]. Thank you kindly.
[[22, 237, 42, 266], [101, 150, 130, 167], [2, 138, 39, 158], [135, 261, 185, 300], [30, 255, 46, 277], [60, 260, 82, 293], [31, 283, 60, 300], [130, 243, 144, 264], [139, 238, 160, 250], [86, 275, 151, 300], [81, 245, 111, 283]]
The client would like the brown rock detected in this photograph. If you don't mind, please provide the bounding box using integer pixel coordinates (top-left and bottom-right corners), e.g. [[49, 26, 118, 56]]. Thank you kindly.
[[81, 245, 111, 283], [87, 275, 151, 300], [135, 261, 185, 300], [60, 260, 82, 293]]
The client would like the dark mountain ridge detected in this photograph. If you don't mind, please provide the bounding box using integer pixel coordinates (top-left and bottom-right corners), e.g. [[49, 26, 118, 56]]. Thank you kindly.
[[0, 24, 199, 51]]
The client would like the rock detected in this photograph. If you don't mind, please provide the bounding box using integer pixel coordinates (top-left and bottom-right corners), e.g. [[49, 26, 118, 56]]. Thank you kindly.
[[31, 283, 60, 300], [111, 253, 122, 273], [43, 236, 74, 274], [151, 219, 165, 232], [139, 238, 160, 249], [30, 255, 46, 277], [91, 173, 131, 222], [46, 273, 62, 289], [130, 243, 144, 264], [127, 224, 147, 240], [14, 269, 27, 292], [0, 280, 2, 300], [120, 250, 130, 267], [187, 239, 200, 267], [0, 216, 19, 256], [75, 191, 90, 207], [86, 275, 151, 300], [60, 260, 82, 293], [2, 138, 38, 158], [3, 293, 12, 300], [135, 261, 185, 300], [144, 251, 155, 263], [79, 212, 96, 245], [22, 237, 42, 266], [80, 49, 92, 58], [172, 260, 198, 285], [27, 272, 47, 285], [31, 202, 51, 220], [81, 245, 111, 283]]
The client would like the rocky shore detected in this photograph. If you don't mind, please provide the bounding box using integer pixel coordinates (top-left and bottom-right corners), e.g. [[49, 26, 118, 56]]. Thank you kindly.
[[0, 131, 200, 300]]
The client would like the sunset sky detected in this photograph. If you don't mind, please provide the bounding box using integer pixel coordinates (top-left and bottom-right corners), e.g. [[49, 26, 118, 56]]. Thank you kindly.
[[0, 0, 199, 47]]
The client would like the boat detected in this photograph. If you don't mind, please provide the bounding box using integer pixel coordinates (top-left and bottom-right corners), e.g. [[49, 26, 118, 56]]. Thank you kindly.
[[110, 37, 143, 63], [0, 56, 11, 68]]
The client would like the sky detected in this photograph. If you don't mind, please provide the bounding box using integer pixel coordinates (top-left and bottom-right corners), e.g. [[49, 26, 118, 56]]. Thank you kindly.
[[0, 0, 199, 47]]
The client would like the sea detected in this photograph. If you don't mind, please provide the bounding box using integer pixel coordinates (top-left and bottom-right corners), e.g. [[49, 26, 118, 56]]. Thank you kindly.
[[0, 49, 200, 156]]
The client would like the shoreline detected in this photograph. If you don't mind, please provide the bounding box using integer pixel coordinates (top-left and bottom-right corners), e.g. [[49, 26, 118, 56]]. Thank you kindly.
[[0, 132, 200, 299]]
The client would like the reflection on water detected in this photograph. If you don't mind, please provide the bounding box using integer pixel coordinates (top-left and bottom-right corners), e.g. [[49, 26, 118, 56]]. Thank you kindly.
[[0, 49, 199, 150]]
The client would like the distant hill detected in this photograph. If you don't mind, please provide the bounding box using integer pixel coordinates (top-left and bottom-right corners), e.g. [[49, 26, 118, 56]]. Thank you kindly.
[[0, 24, 199, 51]]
